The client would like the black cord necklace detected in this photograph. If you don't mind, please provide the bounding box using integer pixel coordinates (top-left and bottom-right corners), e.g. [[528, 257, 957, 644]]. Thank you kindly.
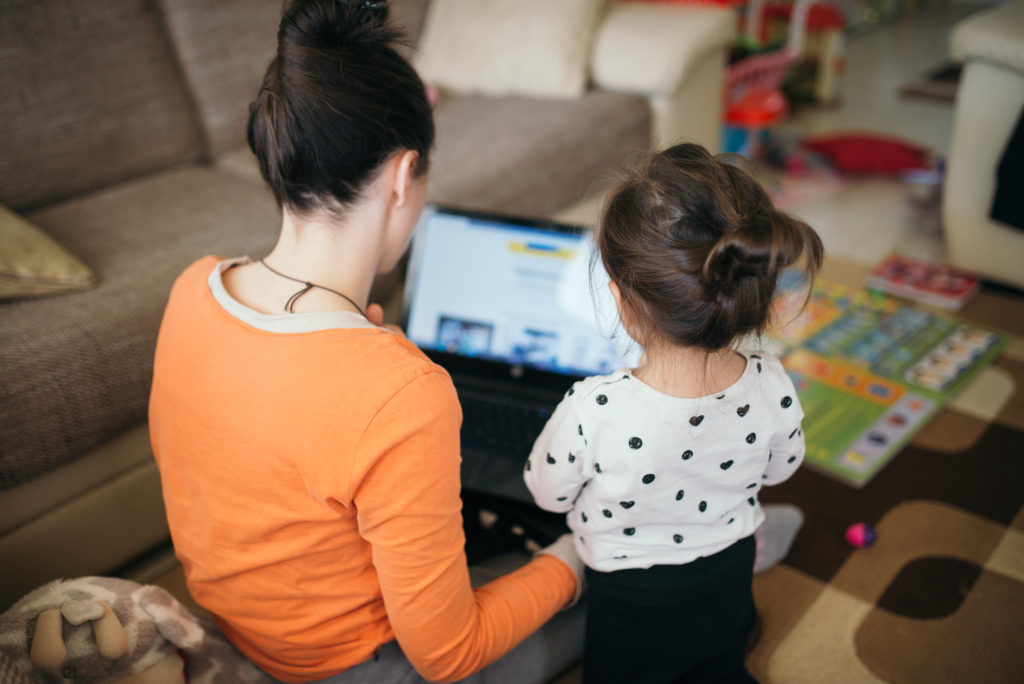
[[259, 259, 367, 317]]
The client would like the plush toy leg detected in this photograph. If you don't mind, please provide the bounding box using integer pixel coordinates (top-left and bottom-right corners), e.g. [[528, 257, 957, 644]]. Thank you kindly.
[[29, 608, 65, 670], [94, 602, 128, 660]]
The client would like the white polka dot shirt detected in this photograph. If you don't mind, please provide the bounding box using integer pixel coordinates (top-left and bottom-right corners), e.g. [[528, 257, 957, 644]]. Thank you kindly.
[[524, 351, 806, 572]]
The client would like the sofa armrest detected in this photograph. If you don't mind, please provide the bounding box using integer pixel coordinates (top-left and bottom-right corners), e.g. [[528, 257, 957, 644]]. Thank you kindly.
[[950, 0, 1024, 74], [590, 3, 736, 97]]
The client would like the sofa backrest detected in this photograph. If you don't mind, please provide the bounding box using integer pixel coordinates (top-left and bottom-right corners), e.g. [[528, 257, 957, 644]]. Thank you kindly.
[[0, 0, 205, 212], [156, 0, 281, 159]]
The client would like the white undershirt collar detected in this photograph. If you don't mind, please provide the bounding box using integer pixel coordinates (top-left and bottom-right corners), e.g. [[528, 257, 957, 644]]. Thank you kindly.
[[208, 257, 377, 333]]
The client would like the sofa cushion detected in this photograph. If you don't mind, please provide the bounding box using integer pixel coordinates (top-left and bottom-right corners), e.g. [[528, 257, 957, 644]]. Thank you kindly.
[[428, 90, 651, 216], [0, 0, 205, 212], [0, 205, 97, 299], [156, 0, 281, 159], [415, 0, 606, 99], [0, 168, 280, 490]]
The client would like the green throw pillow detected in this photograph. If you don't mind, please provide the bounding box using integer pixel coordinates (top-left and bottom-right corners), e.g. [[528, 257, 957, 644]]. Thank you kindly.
[[0, 204, 97, 299]]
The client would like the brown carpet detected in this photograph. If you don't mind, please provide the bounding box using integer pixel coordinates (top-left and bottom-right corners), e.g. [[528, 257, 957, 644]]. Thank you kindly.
[[746, 262, 1024, 683]]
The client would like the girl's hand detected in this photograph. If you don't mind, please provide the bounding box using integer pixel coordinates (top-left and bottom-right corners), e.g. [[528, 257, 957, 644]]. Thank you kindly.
[[366, 303, 404, 335]]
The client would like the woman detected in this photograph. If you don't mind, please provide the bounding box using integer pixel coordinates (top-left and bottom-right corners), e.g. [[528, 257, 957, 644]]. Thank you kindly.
[[149, 2, 583, 682]]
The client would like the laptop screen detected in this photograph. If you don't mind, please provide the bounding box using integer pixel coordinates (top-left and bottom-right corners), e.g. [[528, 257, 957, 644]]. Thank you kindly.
[[402, 206, 636, 381]]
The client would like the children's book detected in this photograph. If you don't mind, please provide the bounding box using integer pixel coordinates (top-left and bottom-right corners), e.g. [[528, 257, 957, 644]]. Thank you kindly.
[[865, 254, 981, 311]]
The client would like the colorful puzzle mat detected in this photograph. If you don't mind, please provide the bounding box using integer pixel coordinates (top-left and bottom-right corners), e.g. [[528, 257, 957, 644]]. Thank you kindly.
[[767, 280, 1009, 487]]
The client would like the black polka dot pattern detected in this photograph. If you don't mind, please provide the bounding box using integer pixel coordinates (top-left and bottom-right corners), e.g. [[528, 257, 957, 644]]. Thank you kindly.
[[676, 489, 685, 501], [682, 450, 693, 460], [628, 437, 643, 449], [596, 394, 608, 405], [748, 497, 755, 506], [595, 463, 602, 473], [699, 501, 707, 512], [578, 424, 583, 435], [602, 509, 612, 518], [624, 528, 635, 536], [689, 415, 704, 427], [737, 404, 749, 417], [720, 460, 734, 470], [568, 454, 576, 463], [642, 473, 655, 484], [746, 433, 757, 444], [788, 455, 798, 464], [582, 512, 588, 522], [619, 501, 635, 509], [673, 534, 683, 543], [546, 453, 555, 464], [557, 496, 567, 501], [781, 396, 793, 408]]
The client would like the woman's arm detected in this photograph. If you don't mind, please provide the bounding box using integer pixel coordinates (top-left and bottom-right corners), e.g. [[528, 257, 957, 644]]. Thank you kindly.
[[352, 370, 577, 682]]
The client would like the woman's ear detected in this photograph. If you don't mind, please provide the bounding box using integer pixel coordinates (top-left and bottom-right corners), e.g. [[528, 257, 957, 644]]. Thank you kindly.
[[392, 149, 420, 208]]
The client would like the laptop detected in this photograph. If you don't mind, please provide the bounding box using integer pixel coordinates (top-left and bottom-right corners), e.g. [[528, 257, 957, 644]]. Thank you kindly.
[[401, 205, 636, 503]]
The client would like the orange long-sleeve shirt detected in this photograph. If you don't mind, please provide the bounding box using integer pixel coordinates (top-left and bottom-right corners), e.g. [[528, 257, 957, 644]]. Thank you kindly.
[[149, 257, 576, 682]]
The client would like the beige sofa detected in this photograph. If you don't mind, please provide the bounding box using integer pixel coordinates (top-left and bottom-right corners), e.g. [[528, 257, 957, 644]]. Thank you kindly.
[[943, 0, 1024, 290], [0, 0, 735, 609]]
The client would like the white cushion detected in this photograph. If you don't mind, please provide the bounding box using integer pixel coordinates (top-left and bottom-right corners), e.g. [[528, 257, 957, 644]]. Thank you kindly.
[[591, 4, 736, 97], [414, 0, 606, 99], [951, 0, 1024, 74]]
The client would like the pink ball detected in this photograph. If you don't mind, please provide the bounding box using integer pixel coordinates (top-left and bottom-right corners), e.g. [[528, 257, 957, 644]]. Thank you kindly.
[[845, 522, 877, 548]]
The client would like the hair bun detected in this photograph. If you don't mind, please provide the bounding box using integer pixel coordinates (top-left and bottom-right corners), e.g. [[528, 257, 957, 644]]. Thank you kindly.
[[701, 216, 773, 301], [357, 0, 389, 21], [282, 0, 399, 50]]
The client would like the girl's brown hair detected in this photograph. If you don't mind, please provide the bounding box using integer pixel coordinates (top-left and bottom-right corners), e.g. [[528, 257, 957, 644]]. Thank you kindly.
[[248, 0, 434, 214], [597, 143, 823, 351]]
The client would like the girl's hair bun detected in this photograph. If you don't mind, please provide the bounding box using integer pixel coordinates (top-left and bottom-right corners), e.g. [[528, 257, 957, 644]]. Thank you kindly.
[[700, 213, 774, 302]]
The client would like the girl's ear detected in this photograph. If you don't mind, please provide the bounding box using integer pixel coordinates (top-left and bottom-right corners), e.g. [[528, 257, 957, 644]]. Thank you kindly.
[[610, 281, 646, 345], [392, 149, 420, 208], [608, 281, 623, 310]]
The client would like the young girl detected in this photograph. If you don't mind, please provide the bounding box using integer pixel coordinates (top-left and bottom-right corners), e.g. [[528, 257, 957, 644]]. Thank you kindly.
[[149, 2, 583, 683], [525, 143, 823, 684]]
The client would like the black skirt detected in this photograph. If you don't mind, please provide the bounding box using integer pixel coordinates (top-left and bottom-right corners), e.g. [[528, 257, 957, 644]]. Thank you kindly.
[[582, 536, 758, 684]]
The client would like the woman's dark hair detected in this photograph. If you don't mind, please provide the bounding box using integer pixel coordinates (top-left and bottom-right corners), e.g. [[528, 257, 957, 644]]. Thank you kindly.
[[248, 0, 434, 214], [597, 143, 823, 352]]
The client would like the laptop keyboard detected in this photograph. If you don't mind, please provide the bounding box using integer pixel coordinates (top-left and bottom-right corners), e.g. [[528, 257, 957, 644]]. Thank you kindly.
[[459, 392, 553, 456]]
